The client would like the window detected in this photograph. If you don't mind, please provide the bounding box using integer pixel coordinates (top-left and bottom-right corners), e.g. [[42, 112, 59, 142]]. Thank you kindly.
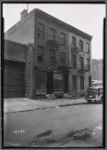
[[79, 57, 84, 69], [38, 23, 44, 38], [50, 28, 55, 40], [61, 32, 65, 44], [87, 58, 90, 70], [86, 43, 89, 53], [73, 75, 77, 90], [37, 46, 44, 63], [61, 52, 66, 64], [72, 37, 76, 47], [79, 40, 83, 51], [80, 76, 84, 90], [72, 54, 77, 68], [50, 49, 56, 64]]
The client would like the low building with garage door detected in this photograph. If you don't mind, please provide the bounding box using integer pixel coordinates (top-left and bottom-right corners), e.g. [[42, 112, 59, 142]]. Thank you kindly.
[[4, 8, 92, 99], [4, 40, 34, 98]]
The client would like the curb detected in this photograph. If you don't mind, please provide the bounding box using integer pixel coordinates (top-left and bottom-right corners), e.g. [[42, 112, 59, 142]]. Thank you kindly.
[[4, 101, 86, 114]]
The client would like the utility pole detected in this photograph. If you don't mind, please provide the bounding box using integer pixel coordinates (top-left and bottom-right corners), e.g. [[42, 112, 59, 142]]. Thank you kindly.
[[27, 4, 29, 13]]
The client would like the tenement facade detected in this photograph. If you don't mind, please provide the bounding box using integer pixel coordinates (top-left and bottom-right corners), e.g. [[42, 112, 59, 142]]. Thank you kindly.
[[4, 9, 92, 98]]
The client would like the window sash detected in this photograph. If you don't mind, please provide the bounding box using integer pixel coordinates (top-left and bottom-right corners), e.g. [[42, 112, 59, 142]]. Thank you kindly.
[[80, 77, 84, 90], [79, 40, 83, 51], [72, 37, 76, 46], [38, 23, 44, 38]]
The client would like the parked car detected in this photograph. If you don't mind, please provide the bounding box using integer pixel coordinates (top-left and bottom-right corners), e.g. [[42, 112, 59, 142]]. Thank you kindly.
[[86, 84, 103, 103]]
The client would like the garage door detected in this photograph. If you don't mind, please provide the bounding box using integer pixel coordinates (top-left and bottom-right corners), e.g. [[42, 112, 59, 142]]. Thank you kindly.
[[4, 61, 25, 98]]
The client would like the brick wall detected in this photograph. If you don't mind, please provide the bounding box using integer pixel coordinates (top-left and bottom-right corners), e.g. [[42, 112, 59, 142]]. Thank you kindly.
[[4, 40, 26, 63]]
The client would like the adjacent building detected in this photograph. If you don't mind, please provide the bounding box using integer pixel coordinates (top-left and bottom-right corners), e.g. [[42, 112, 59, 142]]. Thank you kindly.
[[4, 9, 92, 98], [91, 59, 103, 81]]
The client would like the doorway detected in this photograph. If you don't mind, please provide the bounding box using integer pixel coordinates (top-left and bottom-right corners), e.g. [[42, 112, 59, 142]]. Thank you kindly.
[[63, 74, 68, 93], [47, 72, 53, 94]]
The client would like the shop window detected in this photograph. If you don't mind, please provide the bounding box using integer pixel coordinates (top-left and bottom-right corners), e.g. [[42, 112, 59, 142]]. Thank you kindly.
[[79, 40, 83, 51], [72, 54, 77, 68], [38, 23, 44, 38], [73, 75, 77, 90], [50, 28, 55, 40], [37, 46, 44, 63], [80, 76, 84, 90], [50, 49, 56, 64]]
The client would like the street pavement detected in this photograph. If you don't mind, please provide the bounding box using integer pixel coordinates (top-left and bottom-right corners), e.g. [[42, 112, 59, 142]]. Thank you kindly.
[[3, 101, 103, 148]]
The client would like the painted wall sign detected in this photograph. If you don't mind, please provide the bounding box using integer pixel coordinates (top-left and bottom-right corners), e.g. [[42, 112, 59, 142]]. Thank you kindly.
[[36, 89, 46, 95], [53, 73, 63, 80]]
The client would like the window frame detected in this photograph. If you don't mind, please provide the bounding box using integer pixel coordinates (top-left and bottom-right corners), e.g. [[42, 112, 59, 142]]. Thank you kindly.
[[79, 56, 84, 69], [37, 46, 44, 63], [72, 36, 76, 47], [61, 32, 66, 45], [86, 42, 90, 53], [50, 49, 56, 64], [50, 28, 56, 40], [72, 54, 77, 68], [38, 23, 45, 39], [79, 40, 83, 51], [80, 76, 84, 90]]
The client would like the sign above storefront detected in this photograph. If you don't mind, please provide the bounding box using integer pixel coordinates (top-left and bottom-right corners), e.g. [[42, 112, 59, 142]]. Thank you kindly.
[[53, 73, 63, 80]]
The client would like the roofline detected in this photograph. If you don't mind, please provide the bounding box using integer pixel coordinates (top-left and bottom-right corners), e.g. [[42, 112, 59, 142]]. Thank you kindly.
[[5, 8, 92, 40], [4, 39, 27, 47], [35, 8, 92, 40]]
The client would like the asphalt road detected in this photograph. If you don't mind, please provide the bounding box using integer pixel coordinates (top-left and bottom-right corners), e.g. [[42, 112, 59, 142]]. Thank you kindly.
[[4, 102, 103, 147]]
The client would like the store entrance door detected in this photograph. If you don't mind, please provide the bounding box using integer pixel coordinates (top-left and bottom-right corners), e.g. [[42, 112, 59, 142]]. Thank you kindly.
[[47, 72, 53, 94]]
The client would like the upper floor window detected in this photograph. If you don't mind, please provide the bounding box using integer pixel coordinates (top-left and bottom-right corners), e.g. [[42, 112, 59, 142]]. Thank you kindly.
[[60, 32, 65, 45], [79, 40, 83, 51], [38, 23, 44, 38], [86, 43, 90, 53], [61, 52, 66, 64], [37, 46, 44, 63], [50, 28, 55, 40], [87, 58, 90, 70], [79, 57, 84, 69], [72, 54, 77, 68], [73, 75, 77, 90], [72, 37, 76, 47], [80, 76, 84, 90], [50, 49, 56, 64]]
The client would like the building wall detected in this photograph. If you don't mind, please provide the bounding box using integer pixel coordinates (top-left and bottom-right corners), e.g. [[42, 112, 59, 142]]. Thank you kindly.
[[5, 10, 35, 45], [5, 9, 92, 98], [68, 32, 92, 96], [91, 59, 103, 80]]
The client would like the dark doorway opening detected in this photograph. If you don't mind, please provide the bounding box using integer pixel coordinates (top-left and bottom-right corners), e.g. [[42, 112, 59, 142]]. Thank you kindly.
[[47, 72, 53, 94], [63, 74, 68, 93]]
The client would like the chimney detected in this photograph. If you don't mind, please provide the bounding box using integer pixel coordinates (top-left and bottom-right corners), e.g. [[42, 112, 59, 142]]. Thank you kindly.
[[21, 9, 28, 20]]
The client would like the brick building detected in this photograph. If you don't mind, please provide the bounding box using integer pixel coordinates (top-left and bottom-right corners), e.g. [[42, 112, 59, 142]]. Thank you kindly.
[[4, 9, 92, 98], [91, 59, 103, 81]]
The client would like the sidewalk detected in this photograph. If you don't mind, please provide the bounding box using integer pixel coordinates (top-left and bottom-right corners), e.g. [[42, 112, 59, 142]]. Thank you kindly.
[[4, 98, 86, 114]]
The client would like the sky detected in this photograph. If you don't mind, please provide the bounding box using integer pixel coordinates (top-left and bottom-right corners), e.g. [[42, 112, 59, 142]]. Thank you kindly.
[[3, 3, 106, 59]]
